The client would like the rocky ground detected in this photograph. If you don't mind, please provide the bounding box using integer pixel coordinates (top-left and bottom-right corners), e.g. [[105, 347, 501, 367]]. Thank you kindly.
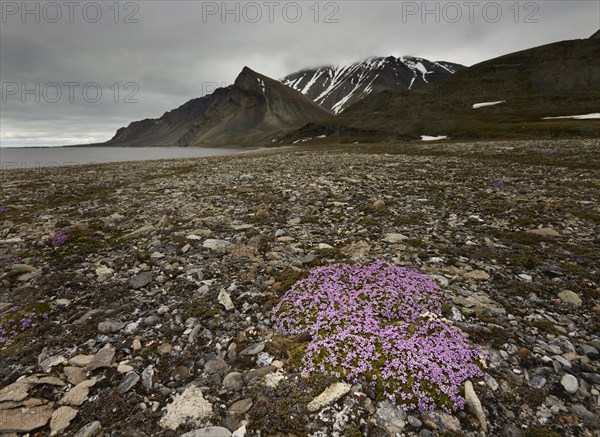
[[0, 139, 599, 437]]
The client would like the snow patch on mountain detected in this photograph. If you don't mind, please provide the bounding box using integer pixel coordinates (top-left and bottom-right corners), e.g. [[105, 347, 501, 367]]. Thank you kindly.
[[281, 55, 464, 114]]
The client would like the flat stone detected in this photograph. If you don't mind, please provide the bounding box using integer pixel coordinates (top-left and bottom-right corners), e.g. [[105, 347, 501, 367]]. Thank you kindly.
[[383, 233, 409, 243], [340, 240, 370, 258], [0, 376, 64, 403], [40, 355, 68, 373], [203, 239, 231, 250], [64, 366, 88, 385], [204, 358, 229, 375], [244, 366, 275, 383], [229, 397, 253, 414], [464, 270, 490, 280], [50, 406, 78, 434], [69, 354, 94, 368], [142, 365, 155, 390], [0, 400, 54, 433], [527, 228, 560, 237], [157, 342, 173, 355], [181, 427, 232, 437], [59, 379, 96, 406], [97, 320, 124, 333], [73, 421, 102, 437], [558, 290, 582, 307], [129, 272, 153, 289], [240, 342, 264, 356], [117, 363, 134, 373], [561, 374, 579, 394], [159, 386, 213, 430], [123, 224, 155, 239], [86, 344, 116, 371], [117, 371, 140, 394], [307, 382, 352, 412]]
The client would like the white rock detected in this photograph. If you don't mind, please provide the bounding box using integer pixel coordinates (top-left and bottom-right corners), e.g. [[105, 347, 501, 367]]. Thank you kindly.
[[465, 380, 487, 432], [307, 382, 352, 412], [561, 374, 579, 394], [218, 289, 234, 311], [383, 233, 408, 243], [159, 386, 213, 430], [203, 239, 231, 250]]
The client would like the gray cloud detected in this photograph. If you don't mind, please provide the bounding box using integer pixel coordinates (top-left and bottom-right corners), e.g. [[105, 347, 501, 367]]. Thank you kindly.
[[1, 0, 598, 147]]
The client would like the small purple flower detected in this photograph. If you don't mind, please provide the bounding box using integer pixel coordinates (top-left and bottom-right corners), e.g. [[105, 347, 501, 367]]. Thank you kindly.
[[0, 205, 9, 213], [52, 230, 70, 247], [0, 304, 48, 344], [490, 179, 506, 189], [6, 255, 22, 266]]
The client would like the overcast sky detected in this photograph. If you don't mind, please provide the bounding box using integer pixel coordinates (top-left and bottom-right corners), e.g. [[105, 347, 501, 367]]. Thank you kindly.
[[1, 0, 598, 147]]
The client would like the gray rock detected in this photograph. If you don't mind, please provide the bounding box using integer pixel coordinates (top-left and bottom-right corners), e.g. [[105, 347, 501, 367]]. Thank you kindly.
[[143, 314, 161, 326], [582, 372, 600, 384], [240, 342, 265, 356], [552, 355, 572, 369], [407, 415, 422, 427], [569, 403, 599, 426], [203, 239, 231, 250], [97, 320, 124, 333], [141, 365, 154, 390], [204, 358, 229, 375], [129, 271, 153, 289], [181, 428, 232, 437], [501, 425, 524, 437], [117, 371, 140, 394], [222, 372, 244, 391], [529, 374, 547, 389], [421, 411, 461, 434], [229, 397, 253, 414], [577, 344, 599, 358], [86, 344, 116, 371], [244, 366, 276, 384], [73, 421, 102, 437], [375, 399, 406, 435]]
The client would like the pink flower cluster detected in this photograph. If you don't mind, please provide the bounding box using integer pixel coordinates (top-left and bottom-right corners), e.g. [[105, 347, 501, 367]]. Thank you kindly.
[[0, 305, 48, 344], [273, 261, 484, 412]]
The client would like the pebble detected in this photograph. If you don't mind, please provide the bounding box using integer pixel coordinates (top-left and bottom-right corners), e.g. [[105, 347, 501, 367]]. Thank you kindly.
[[561, 374, 579, 394]]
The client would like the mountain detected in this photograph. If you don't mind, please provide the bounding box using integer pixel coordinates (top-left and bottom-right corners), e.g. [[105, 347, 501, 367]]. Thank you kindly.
[[280, 56, 465, 114], [102, 67, 333, 147], [292, 37, 600, 141]]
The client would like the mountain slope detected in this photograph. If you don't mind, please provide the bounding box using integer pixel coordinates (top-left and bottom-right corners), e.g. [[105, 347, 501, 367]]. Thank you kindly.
[[294, 38, 600, 141], [103, 67, 333, 147], [281, 56, 465, 114]]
